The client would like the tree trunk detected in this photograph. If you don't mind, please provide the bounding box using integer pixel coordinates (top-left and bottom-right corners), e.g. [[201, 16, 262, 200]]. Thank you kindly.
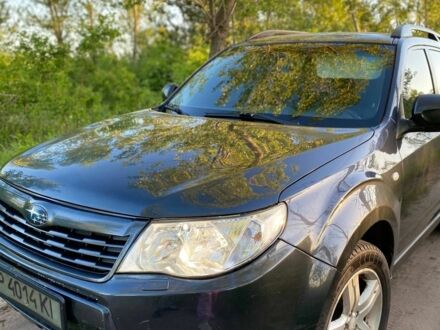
[[82, 0, 95, 29], [32, 0, 69, 46], [208, 0, 236, 57], [131, 4, 141, 60], [48, 0, 65, 45], [0, 1, 8, 26], [424, 0, 429, 27], [351, 12, 360, 32], [126, 2, 142, 60], [346, 0, 360, 32]]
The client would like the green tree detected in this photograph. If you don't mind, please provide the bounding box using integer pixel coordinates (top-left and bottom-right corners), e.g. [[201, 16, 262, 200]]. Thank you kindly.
[[29, 0, 71, 46], [76, 0, 120, 61], [413, 0, 440, 31], [120, 0, 146, 60], [373, 0, 416, 31], [2, 0, 440, 167], [169, 0, 237, 57], [0, 0, 8, 27], [232, 0, 306, 39]]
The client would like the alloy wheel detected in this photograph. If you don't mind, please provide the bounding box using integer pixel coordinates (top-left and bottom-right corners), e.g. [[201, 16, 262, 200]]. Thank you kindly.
[[328, 268, 383, 330]]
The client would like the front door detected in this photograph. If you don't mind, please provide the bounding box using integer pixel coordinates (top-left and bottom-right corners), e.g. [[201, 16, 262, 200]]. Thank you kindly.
[[398, 47, 440, 254]]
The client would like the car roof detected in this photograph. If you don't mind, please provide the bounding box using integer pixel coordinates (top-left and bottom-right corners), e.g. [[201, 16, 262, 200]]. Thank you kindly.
[[240, 25, 440, 47], [243, 32, 395, 46]]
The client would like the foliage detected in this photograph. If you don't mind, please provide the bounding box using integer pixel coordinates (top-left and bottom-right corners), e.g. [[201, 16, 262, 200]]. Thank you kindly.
[[0, 28, 208, 165], [2, 0, 440, 165]]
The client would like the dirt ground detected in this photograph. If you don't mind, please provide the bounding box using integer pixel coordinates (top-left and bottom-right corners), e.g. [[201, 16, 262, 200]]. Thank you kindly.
[[0, 229, 439, 330]]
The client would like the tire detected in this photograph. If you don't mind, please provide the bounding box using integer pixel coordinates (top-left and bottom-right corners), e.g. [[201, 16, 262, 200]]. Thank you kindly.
[[317, 240, 391, 330]]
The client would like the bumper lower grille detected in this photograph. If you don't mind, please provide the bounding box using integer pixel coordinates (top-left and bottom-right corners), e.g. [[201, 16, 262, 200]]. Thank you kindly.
[[0, 202, 128, 277]]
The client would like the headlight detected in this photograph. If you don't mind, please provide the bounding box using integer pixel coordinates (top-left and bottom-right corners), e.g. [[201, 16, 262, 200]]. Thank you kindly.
[[117, 204, 287, 277]]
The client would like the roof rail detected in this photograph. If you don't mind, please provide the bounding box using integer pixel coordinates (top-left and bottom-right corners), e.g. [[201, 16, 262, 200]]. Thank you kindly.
[[391, 24, 440, 41], [248, 30, 308, 41]]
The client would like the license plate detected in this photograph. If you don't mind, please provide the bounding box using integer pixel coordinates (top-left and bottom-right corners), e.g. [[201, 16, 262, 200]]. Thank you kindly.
[[0, 269, 65, 329]]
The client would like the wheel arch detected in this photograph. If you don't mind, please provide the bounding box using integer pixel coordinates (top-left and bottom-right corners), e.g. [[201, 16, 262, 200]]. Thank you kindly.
[[282, 174, 400, 269], [337, 213, 396, 270], [360, 220, 395, 266], [321, 181, 399, 270]]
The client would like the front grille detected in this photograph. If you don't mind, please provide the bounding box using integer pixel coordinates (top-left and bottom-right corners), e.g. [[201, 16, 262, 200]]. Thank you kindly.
[[0, 202, 128, 277]]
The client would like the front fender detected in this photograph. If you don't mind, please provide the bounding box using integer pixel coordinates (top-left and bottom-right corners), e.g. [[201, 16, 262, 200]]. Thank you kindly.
[[280, 168, 400, 268], [315, 181, 399, 267]]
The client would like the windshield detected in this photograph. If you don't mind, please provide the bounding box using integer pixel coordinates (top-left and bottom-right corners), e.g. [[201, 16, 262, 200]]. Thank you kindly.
[[168, 43, 395, 127]]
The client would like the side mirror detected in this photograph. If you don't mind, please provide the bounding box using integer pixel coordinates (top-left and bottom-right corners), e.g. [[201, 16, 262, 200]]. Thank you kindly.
[[412, 94, 440, 127], [162, 83, 178, 100]]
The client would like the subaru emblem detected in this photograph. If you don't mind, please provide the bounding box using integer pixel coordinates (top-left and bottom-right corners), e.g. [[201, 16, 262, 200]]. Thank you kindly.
[[24, 204, 49, 227]]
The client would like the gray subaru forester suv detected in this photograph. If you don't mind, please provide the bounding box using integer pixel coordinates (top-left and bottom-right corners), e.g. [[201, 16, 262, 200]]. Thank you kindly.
[[0, 24, 439, 329]]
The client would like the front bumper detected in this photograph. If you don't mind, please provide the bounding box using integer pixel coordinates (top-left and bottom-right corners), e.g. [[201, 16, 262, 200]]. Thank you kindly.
[[0, 240, 336, 330]]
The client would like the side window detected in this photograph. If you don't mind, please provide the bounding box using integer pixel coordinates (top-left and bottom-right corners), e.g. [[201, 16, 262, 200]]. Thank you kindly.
[[402, 49, 434, 118], [428, 50, 440, 92]]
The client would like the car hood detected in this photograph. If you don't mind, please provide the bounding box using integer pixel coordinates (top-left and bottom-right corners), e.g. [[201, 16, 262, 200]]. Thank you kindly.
[[0, 110, 373, 218]]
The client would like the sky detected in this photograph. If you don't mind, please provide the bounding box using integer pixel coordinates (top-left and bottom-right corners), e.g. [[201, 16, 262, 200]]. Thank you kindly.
[[7, 0, 33, 13], [3, 0, 184, 55], [5, 0, 183, 28]]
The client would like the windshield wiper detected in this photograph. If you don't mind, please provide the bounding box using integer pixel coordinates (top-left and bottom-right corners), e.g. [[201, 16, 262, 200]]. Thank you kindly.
[[204, 112, 285, 125], [159, 104, 188, 115]]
